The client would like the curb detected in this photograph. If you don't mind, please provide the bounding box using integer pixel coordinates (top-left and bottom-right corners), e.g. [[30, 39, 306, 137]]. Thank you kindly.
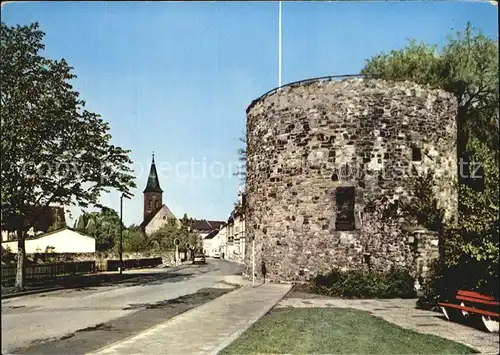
[[2, 264, 194, 300], [208, 284, 293, 355], [2, 286, 67, 300]]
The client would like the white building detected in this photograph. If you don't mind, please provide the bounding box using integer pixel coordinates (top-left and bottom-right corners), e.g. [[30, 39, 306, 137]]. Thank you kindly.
[[2, 227, 95, 254], [225, 189, 246, 264]]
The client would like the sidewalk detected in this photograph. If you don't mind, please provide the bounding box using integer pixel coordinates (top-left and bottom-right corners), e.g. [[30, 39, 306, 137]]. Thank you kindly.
[[88, 283, 292, 355]]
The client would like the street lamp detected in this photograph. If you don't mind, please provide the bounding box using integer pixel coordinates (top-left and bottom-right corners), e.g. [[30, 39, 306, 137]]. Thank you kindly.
[[119, 192, 130, 275]]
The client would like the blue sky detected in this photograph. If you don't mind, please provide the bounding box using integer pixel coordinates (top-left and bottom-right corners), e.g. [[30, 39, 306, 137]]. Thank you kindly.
[[2, 1, 498, 227]]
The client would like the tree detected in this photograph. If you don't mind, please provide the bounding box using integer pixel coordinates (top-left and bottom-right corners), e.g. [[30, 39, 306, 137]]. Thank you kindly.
[[234, 132, 246, 183], [124, 229, 147, 253], [79, 208, 122, 251], [47, 207, 67, 232], [361, 23, 498, 159], [148, 215, 200, 252], [75, 215, 86, 231], [1, 23, 136, 291], [85, 218, 97, 236]]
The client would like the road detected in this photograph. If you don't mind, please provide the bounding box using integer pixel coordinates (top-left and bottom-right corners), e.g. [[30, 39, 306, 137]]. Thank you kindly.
[[1, 259, 243, 354]]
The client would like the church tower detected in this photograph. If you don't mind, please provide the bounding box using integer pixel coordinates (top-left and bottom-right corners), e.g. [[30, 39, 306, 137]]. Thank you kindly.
[[143, 153, 163, 221]]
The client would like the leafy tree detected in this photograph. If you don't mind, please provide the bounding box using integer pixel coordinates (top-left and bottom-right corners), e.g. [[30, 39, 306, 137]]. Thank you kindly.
[[124, 229, 147, 253], [234, 132, 246, 183], [148, 216, 200, 252], [361, 23, 498, 159], [79, 208, 123, 251], [1, 22, 135, 290], [75, 215, 86, 231], [47, 208, 67, 232], [85, 218, 97, 236]]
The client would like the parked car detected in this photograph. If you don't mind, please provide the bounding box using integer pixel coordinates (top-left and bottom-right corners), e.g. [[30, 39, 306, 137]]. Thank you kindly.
[[193, 251, 206, 265], [212, 251, 220, 258]]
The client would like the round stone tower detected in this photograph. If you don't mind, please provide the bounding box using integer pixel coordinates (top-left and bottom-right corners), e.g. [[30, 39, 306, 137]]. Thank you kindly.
[[244, 77, 458, 282]]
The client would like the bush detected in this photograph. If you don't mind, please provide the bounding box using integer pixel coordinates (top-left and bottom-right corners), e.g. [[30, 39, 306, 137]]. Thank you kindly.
[[310, 267, 416, 299], [417, 257, 499, 311]]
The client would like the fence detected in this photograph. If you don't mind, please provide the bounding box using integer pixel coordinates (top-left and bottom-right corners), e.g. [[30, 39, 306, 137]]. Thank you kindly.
[[1, 261, 96, 284], [106, 257, 162, 271]]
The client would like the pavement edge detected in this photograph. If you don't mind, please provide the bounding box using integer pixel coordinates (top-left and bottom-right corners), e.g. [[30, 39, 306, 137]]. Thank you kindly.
[[207, 283, 294, 355]]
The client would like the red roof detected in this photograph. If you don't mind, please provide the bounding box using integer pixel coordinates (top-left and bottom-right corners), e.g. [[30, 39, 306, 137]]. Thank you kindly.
[[190, 219, 225, 232]]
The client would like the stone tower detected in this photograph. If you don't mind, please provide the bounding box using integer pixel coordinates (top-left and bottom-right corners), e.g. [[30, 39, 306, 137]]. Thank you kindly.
[[143, 153, 163, 221], [244, 77, 458, 282]]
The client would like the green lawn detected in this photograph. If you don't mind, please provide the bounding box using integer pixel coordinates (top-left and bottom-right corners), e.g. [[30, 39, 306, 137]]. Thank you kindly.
[[221, 308, 477, 355]]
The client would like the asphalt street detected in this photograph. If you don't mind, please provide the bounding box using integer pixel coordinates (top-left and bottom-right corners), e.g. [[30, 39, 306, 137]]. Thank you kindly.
[[1, 259, 243, 354]]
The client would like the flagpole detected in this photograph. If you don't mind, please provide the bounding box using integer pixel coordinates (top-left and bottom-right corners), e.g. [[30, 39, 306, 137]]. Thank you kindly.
[[278, 0, 282, 90]]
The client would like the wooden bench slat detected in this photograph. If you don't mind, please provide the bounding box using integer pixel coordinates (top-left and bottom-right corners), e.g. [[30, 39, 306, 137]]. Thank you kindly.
[[456, 295, 500, 306], [438, 302, 500, 318], [457, 290, 497, 301]]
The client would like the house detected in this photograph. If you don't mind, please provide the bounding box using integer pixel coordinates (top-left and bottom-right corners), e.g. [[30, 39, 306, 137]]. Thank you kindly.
[[202, 229, 219, 257], [189, 219, 225, 239], [199, 223, 227, 257], [2, 227, 95, 254], [1, 204, 67, 242], [226, 188, 246, 264], [140, 154, 179, 235], [215, 224, 227, 258]]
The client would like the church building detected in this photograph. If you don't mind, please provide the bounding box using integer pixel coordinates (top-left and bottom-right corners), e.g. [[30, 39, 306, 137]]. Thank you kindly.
[[140, 154, 178, 235]]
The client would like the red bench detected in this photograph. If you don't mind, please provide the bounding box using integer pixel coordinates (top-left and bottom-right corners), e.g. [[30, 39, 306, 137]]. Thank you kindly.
[[439, 290, 499, 333]]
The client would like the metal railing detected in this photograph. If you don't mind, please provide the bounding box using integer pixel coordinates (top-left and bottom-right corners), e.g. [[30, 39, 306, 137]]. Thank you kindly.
[[1, 261, 96, 284], [246, 74, 365, 113]]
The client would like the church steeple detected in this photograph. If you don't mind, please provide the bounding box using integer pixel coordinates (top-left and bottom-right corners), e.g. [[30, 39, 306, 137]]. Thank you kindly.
[[144, 152, 163, 193], [143, 152, 163, 222]]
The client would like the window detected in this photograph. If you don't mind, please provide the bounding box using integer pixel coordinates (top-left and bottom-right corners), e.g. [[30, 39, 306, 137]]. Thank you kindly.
[[155, 200, 160, 208], [412, 147, 422, 161], [335, 187, 355, 231], [148, 200, 152, 208]]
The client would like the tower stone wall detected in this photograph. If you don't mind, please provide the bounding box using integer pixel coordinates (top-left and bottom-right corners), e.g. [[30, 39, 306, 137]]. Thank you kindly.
[[244, 78, 457, 282]]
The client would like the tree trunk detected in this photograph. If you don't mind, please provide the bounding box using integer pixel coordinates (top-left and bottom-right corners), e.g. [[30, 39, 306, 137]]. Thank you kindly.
[[14, 230, 26, 291]]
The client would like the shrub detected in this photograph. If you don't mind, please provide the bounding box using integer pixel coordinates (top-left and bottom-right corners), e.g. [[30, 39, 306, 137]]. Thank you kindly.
[[310, 267, 416, 299], [417, 256, 499, 311]]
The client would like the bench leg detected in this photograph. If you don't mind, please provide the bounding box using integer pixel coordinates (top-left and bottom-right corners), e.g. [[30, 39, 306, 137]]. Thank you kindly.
[[460, 302, 470, 317], [441, 306, 451, 321], [482, 316, 499, 333]]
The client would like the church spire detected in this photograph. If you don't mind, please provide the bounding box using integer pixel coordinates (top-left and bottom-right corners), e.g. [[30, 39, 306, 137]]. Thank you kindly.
[[144, 152, 163, 193]]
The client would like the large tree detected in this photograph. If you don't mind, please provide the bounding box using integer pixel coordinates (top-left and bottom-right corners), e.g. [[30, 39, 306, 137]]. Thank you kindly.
[[362, 23, 499, 295], [77, 207, 123, 251], [1, 22, 136, 290], [361, 23, 498, 159]]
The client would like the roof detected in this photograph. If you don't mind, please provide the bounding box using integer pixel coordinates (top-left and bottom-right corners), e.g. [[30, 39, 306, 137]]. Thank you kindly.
[[203, 229, 219, 239], [140, 204, 176, 228], [190, 219, 225, 232], [144, 154, 163, 193]]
